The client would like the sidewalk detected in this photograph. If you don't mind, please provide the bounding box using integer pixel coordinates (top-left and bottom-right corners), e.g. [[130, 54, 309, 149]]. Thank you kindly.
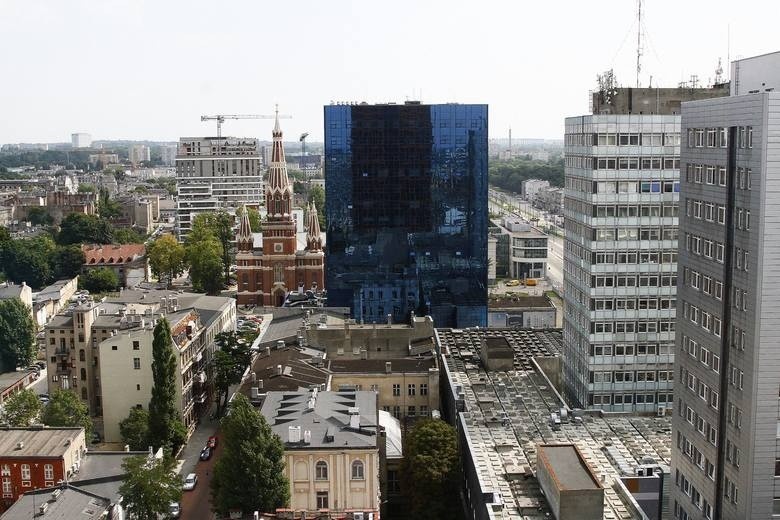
[[178, 404, 220, 477]]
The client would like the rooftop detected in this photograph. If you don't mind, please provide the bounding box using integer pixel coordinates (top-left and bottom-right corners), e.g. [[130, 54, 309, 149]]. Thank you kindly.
[[260, 389, 378, 450], [537, 444, 601, 491], [240, 345, 330, 399], [82, 244, 146, 265], [488, 296, 554, 309], [437, 328, 672, 520], [327, 357, 436, 374], [1, 485, 110, 520], [0, 427, 83, 459]]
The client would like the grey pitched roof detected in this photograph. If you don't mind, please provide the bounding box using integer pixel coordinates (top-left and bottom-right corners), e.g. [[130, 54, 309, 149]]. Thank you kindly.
[[260, 390, 378, 450], [1, 486, 110, 520]]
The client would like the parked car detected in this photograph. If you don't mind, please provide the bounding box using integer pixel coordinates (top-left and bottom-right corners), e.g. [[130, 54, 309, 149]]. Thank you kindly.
[[35, 361, 46, 370], [38, 394, 50, 404], [199, 447, 211, 461], [168, 502, 181, 518], [505, 279, 521, 287], [182, 473, 198, 491], [207, 436, 218, 449], [91, 432, 101, 444]]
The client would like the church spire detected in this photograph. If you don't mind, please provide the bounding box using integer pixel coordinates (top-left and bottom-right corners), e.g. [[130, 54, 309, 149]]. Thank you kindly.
[[266, 105, 293, 219], [237, 205, 253, 252], [306, 201, 323, 251]]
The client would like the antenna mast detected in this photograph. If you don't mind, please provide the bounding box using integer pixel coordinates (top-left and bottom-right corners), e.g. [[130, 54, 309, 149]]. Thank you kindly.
[[636, 0, 643, 88]]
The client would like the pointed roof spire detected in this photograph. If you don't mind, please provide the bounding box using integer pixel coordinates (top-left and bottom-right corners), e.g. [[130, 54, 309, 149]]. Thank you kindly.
[[266, 105, 292, 198], [236, 205, 253, 251], [273, 103, 281, 135]]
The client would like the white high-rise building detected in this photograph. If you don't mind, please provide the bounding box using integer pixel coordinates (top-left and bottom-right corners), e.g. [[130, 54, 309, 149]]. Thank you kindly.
[[129, 144, 151, 165], [175, 137, 263, 240], [71, 133, 91, 149]]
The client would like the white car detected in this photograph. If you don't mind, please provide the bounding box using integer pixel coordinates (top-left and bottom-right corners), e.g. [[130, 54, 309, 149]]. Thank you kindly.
[[182, 473, 197, 491], [168, 502, 181, 518]]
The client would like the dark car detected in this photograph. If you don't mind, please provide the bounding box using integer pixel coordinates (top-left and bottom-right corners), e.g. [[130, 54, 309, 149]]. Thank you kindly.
[[199, 447, 211, 461], [207, 436, 218, 449], [35, 361, 46, 370]]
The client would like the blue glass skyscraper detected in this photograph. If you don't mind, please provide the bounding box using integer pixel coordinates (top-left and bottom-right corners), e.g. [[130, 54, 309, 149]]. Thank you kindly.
[[324, 102, 488, 328]]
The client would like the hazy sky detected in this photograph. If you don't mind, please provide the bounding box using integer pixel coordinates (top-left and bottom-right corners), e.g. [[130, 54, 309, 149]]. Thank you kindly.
[[1, 0, 777, 144]]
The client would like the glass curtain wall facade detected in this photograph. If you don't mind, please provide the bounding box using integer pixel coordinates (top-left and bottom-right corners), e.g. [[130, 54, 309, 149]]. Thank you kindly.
[[563, 115, 680, 411], [324, 103, 488, 328]]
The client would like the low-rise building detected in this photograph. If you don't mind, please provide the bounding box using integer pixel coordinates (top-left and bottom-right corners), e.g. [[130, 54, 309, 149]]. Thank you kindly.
[[32, 278, 79, 328], [533, 186, 564, 215], [521, 179, 550, 200], [499, 218, 548, 279], [260, 389, 381, 516], [81, 244, 149, 288], [0, 427, 87, 512], [1, 485, 111, 520], [488, 295, 557, 329], [0, 371, 39, 407]]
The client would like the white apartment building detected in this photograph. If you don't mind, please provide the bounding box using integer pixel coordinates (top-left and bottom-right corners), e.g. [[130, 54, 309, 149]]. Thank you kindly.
[[71, 133, 91, 149], [501, 217, 548, 279], [44, 290, 236, 441], [128, 144, 151, 165], [175, 137, 263, 240]]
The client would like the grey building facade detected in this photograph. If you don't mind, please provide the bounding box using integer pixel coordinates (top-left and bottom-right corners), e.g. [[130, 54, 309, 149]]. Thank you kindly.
[[671, 57, 780, 519]]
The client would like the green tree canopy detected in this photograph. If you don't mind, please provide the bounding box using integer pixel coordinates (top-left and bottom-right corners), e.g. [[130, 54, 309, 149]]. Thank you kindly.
[[190, 212, 234, 285], [97, 188, 121, 219], [185, 222, 223, 295], [119, 454, 182, 520], [147, 234, 185, 287], [307, 185, 326, 228], [147, 318, 186, 453], [41, 389, 93, 438], [0, 298, 37, 368], [119, 407, 150, 451], [212, 332, 251, 416], [489, 157, 564, 194], [211, 394, 290, 515], [1, 236, 56, 289], [1, 389, 42, 426], [58, 213, 114, 245], [27, 207, 53, 226], [401, 419, 460, 519], [113, 227, 146, 244], [80, 267, 119, 294], [77, 183, 95, 193], [52, 245, 85, 280]]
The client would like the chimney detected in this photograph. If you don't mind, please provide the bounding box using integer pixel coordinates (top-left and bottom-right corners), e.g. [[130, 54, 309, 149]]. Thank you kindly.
[[276, 364, 283, 376], [265, 346, 271, 357], [303, 430, 311, 444], [385, 361, 392, 374], [251, 387, 260, 399], [258, 379, 263, 390], [349, 407, 360, 429], [288, 425, 301, 443], [251, 372, 257, 383]]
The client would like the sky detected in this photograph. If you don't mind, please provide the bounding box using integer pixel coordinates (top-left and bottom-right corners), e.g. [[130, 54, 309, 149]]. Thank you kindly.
[[0, 0, 778, 144]]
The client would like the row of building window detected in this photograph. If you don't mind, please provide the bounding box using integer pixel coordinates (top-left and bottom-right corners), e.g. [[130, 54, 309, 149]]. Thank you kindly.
[[590, 343, 673, 356], [564, 132, 681, 147], [674, 470, 714, 520], [383, 405, 429, 418], [680, 399, 719, 447], [0, 463, 54, 482], [594, 180, 680, 193], [591, 202, 679, 218], [680, 335, 721, 375], [589, 392, 672, 406], [682, 268, 724, 301], [391, 383, 428, 397], [684, 233, 725, 263], [593, 250, 678, 265], [592, 320, 676, 334], [592, 274, 677, 288], [686, 199, 726, 224], [590, 369, 674, 383], [681, 367, 720, 412], [592, 297, 676, 311], [680, 302, 722, 338], [312, 460, 365, 481], [594, 227, 679, 242]]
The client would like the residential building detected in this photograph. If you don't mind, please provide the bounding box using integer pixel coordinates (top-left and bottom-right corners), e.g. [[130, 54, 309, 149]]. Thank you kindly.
[[260, 389, 381, 516], [175, 136, 263, 240], [436, 328, 673, 520], [235, 116, 324, 306], [324, 102, 489, 328], [128, 144, 150, 165], [1, 485, 111, 520], [81, 244, 149, 288], [32, 278, 79, 328], [160, 144, 177, 166], [0, 428, 86, 512], [71, 134, 91, 149], [671, 51, 780, 520], [87, 153, 119, 166], [44, 290, 236, 439], [0, 283, 33, 329], [534, 186, 565, 215], [562, 85, 728, 411], [521, 179, 550, 200], [0, 371, 39, 407]]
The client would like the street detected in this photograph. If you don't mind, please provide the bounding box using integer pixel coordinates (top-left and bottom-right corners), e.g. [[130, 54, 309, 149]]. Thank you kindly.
[[178, 411, 222, 520]]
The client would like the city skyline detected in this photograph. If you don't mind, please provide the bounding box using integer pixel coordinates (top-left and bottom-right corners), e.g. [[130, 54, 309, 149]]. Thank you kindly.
[[1, 0, 777, 144]]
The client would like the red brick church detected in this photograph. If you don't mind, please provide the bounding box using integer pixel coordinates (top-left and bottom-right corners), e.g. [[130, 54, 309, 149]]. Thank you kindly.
[[235, 114, 324, 306]]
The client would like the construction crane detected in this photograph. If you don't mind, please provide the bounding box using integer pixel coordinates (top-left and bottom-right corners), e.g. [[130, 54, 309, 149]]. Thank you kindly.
[[299, 132, 309, 169], [200, 110, 291, 138]]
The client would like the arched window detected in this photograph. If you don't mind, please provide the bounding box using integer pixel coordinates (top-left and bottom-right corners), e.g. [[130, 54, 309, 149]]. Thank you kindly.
[[79, 349, 86, 362], [80, 368, 87, 381], [274, 264, 284, 283], [315, 460, 328, 480], [81, 387, 88, 400], [351, 460, 364, 480]]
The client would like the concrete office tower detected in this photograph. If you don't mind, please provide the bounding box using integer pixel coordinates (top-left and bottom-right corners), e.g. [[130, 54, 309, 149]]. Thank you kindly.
[[128, 144, 151, 165], [671, 51, 780, 520], [175, 136, 263, 240], [71, 133, 91, 149], [562, 85, 727, 411], [324, 102, 488, 328]]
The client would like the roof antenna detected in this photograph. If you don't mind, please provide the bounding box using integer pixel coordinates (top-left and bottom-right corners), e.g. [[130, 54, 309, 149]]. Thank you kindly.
[[636, 0, 643, 88]]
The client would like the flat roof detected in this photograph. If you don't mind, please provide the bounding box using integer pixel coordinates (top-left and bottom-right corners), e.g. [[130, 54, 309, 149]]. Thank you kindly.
[[328, 357, 436, 374], [0, 369, 37, 392], [538, 444, 600, 491], [0, 427, 83, 458]]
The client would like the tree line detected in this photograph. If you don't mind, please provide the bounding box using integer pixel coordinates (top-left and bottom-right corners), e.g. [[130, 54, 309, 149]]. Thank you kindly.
[[489, 157, 564, 194]]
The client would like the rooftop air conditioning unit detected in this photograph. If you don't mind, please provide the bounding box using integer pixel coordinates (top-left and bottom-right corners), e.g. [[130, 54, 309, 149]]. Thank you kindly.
[[353, 513, 364, 520]]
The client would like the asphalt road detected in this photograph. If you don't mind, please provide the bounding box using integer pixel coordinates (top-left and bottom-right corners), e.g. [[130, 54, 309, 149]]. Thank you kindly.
[[180, 431, 220, 520]]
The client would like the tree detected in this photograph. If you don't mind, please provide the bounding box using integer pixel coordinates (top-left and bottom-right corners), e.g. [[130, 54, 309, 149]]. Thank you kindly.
[[80, 268, 119, 293], [147, 318, 186, 453], [41, 389, 93, 438], [211, 394, 289, 515], [2, 236, 55, 289], [119, 407, 150, 451], [488, 157, 564, 194], [52, 245, 85, 279], [401, 419, 460, 519], [185, 224, 223, 295], [307, 184, 325, 225], [27, 207, 53, 226], [113, 227, 146, 244], [97, 187, 121, 219], [77, 183, 95, 193], [191, 212, 233, 286], [212, 332, 251, 415], [119, 454, 182, 520], [58, 213, 114, 245], [1, 389, 42, 426], [147, 234, 185, 287], [0, 298, 37, 368]]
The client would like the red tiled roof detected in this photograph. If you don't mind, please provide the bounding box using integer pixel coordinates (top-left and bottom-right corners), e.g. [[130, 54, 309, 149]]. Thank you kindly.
[[81, 244, 146, 265]]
